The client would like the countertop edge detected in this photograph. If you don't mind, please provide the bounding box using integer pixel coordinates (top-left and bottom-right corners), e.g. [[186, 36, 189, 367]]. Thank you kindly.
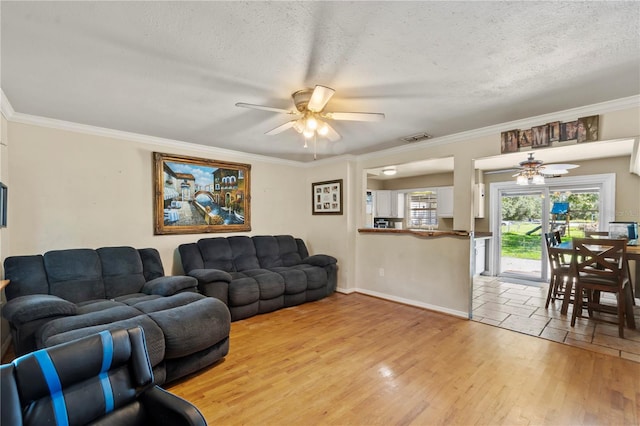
[[358, 229, 492, 238]]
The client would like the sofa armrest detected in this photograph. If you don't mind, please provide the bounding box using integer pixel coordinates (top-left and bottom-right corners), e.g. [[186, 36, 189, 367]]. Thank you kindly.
[[187, 269, 232, 284], [1, 294, 76, 326], [185, 269, 231, 304], [302, 254, 337, 267], [142, 276, 198, 296]]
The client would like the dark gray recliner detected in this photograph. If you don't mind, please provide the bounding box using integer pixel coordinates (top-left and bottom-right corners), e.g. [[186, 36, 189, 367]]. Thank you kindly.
[[1, 326, 207, 426], [179, 235, 337, 321], [2, 246, 231, 384]]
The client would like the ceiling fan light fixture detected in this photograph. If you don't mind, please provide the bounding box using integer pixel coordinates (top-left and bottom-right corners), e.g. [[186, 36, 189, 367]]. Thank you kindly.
[[532, 174, 545, 185], [317, 121, 329, 136], [516, 174, 529, 185], [293, 120, 305, 133], [306, 115, 318, 131], [382, 167, 397, 176]]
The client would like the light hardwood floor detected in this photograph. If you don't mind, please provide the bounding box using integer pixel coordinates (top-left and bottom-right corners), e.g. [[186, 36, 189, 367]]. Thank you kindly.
[[168, 293, 640, 425]]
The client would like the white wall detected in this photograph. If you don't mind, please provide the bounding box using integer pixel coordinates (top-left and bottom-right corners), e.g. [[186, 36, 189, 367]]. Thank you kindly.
[[2, 100, 639, 324], [6, 121, 311, 274]]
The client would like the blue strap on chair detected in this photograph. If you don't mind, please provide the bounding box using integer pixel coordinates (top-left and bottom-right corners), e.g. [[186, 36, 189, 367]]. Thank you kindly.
[[99, 330, 115, 413], [31, 350, 69, 426]]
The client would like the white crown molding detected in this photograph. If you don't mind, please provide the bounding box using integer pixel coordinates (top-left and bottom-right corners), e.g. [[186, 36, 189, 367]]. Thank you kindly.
[[4, 111, 305, 168], [1, 89, 16, 121], [359, 95, 640, 161], [3, 88, 638, 166]]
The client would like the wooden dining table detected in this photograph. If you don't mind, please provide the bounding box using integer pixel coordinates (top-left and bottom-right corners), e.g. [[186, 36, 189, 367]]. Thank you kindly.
[[550, 241, 638, 330]]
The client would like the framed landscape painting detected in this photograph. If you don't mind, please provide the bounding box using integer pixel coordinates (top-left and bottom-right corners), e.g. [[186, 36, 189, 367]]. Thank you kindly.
[[153, 152, 251, 235]]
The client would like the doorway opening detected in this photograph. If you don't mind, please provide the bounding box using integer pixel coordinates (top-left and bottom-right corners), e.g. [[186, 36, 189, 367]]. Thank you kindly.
[[489, 174, 615, 283]]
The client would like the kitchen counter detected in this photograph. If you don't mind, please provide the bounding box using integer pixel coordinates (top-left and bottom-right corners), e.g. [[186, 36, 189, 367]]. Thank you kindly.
[[358, 228, 492, 238]]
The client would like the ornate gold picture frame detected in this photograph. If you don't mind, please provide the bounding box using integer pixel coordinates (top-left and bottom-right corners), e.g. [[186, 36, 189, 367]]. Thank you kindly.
[[154, 152, 251, 235]]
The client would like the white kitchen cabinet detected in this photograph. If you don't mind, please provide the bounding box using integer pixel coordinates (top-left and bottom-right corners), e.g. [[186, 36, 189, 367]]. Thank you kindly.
[[474, 238, 487, 275], [436, 186, 454, 217], [374, 190, 405, 218]]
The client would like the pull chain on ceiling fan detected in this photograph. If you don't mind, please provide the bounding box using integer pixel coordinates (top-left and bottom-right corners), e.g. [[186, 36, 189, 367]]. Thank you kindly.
[[236, 85, 385, 158]]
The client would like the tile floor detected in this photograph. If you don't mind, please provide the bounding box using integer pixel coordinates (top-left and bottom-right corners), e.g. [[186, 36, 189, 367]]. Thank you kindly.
[[472, 275, 640, 363]]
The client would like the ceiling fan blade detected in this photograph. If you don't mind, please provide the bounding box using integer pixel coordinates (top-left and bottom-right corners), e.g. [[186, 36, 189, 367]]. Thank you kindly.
[[540, 169, 569, 176], [484, 168, 520, 175], [322, 122, 341, 142], [543, 163, 579, 170], [265, 120, 297, 135], [307, 85, 335, 112], [323, 112, 385, 121], [236, 102, 296, 115]]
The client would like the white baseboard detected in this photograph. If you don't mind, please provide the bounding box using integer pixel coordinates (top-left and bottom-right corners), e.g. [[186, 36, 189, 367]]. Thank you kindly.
[[334, 287, 469, 319]]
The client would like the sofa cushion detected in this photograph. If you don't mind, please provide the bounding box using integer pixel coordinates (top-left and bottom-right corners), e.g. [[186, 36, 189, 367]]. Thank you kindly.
[[137, 248, 166, 281], [38, 314, 166, 367], [3, 255, 49, 299], [97, 246, 147, 298], [253, 236, 283, 268], [269, 267, 307, 294], [115, 293, 163, 305], [36, 306, 142, 343], [142, 275, 197, 295], [229, 236, 261, 271], [76, 299, 125, 314], [228, 276, 259, 306], [43, 249, 105, 303], [197, 238, 234, 271], [239, 269, 285, 299], [147, 297, 231, 359], [291, 265, 328, 290], [276, 235, 303, 266], [130, 292, 205, 314]]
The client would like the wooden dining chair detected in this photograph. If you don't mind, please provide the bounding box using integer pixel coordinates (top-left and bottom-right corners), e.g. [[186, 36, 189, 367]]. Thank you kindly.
[[570, 238, 630, 338], [544, 232, 572, 308], [585, 231, 608, 237]]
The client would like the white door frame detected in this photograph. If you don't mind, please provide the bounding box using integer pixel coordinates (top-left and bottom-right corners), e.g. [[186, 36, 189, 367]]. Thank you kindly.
[[488, 173, 616, 277]]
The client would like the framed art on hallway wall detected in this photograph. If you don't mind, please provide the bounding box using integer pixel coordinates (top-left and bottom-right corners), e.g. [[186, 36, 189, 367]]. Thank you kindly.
[[153, 152, 251, 235]]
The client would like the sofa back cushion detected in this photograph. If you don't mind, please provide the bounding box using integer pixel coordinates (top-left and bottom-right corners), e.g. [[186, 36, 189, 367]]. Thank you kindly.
[[43, 249, 105, 303], [228, 236, 261, 271], [4, 255, 50, 300], [276, 235, 304, 266], [97, 247, 146, 299], [137, 248, 166, 281], [253, 236, 283, 268], [197, 238, 234, 272]]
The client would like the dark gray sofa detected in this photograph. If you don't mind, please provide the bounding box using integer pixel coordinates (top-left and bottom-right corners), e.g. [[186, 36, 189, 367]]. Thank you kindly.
[[2, 246, 231, 384], [179, 235, 338, 321]]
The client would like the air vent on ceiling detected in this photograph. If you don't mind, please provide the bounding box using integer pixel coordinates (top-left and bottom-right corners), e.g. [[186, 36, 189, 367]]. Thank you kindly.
[[401, 132, 432, 143]]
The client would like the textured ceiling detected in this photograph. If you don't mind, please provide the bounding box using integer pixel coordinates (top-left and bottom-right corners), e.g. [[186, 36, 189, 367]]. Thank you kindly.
[[2, 1, 639, 162]]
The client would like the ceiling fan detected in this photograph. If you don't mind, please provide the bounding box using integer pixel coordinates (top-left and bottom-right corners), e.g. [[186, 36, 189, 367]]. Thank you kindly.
[[507, 153, 579, 185], [235, 85, 385, 144]]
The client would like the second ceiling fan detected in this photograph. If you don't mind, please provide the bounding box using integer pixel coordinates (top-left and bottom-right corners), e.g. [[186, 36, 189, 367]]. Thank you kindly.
[[236, 85, 385, 142]]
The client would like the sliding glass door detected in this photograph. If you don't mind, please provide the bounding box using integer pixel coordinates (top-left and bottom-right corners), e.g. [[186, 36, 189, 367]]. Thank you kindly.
[[499, 190, 547, 280], [489, 174, 615, 283]]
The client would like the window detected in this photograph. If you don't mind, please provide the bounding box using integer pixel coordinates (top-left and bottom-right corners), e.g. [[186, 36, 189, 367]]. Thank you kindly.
[[407, 191, 437, 229]]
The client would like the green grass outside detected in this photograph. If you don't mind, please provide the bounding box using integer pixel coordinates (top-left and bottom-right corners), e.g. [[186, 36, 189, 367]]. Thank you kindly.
[[501, 222, 589, 260]]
